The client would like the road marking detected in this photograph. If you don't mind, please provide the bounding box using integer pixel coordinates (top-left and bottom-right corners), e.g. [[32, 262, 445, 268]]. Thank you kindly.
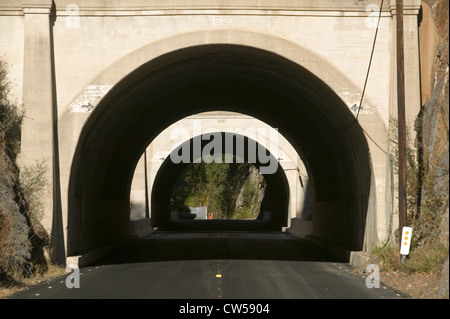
[[217, 260, 223, 299]]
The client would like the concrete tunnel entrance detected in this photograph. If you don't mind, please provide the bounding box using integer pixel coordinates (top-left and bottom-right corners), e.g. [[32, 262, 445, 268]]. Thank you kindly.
[[67, 44, 372, 259], [151, 132, 290, 232]]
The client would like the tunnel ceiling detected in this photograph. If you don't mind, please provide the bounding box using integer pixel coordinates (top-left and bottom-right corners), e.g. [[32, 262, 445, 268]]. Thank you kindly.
[[69, 44, 372, 255]]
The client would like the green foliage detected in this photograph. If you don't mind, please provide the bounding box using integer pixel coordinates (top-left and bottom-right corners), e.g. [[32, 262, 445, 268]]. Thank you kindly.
[[0, 58, 23, 159], [172, 161, 264, 220], [234, 177, 257, 220], [18, 160, 48, 222], [173, 163, 208, 210], [205, 162, 232, 218]]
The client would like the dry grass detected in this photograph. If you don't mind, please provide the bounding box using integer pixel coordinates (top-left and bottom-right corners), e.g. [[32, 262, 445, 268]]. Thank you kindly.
[[356, 256, 445, 299], [373, 240, 448, 274], [0, 263, 66, 299], [356, 241, 449, 299]]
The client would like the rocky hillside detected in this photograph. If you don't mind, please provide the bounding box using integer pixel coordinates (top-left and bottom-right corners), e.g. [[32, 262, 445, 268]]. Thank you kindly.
[[0, 59, 48, 287], [417, 0, 448, 298]]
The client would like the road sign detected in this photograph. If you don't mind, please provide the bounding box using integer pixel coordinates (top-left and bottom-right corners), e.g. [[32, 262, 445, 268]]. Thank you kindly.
[[400, 226, 413, 255]]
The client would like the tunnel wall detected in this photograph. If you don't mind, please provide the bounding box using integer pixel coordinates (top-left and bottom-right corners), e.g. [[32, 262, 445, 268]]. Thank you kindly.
[[129, 112, 308, 224], [67, 43, 376, 257]]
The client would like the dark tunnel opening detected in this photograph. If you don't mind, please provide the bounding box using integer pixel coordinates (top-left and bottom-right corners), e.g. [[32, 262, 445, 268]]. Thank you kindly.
[[68, 44, 372, 257], [151, 132, 290, 231]]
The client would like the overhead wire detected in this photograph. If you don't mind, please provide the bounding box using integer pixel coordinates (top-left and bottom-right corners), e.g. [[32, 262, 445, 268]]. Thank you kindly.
[[356, 0, 385, 120], [355, 0, 389, 155], [285, 0, 388, 173]]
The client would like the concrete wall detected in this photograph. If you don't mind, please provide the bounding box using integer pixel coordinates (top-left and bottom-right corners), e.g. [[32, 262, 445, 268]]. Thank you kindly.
[[0, 0, 422, 262], [129, 111, 310, 227]]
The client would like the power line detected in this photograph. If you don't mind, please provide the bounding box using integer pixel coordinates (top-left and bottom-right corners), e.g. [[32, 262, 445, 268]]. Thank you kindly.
[[299, 0, 389, 159], [356, 0, 385, 119], [362, 127, 388, 155], [356, 0, 389, 155]]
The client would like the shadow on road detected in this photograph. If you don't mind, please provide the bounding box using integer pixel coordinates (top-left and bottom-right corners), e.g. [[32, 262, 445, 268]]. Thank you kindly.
[[95, 231, 344, 266]]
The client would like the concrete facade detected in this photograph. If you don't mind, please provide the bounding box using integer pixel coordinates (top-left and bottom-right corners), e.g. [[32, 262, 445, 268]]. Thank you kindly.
[[130, 111, 310, 224], [0, 0, 422, 264]]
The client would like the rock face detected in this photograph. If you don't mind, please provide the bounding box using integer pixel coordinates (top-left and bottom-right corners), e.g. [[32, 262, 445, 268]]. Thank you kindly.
[[0, 142, 31, 278], [420, 0, 449, 194], [0, 59, 48, 282], [234, 165, 266, 218], [419, 0, 449, 298]]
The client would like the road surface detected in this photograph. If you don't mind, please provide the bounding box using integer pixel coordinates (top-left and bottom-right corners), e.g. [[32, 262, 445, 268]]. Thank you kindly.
[[11, 232, 407, 300]]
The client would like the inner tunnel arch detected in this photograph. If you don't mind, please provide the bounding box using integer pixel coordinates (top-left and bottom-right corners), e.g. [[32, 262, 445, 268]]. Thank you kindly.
[[68, 43, 372, 258], [128, 110, 308, 224], [151, 132, 290, 231]]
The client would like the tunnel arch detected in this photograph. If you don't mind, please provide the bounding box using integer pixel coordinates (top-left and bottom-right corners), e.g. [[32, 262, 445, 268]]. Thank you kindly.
[[151, 132, 290, 231], [68, 43, 372, 257], [128, 111, 307, 224]]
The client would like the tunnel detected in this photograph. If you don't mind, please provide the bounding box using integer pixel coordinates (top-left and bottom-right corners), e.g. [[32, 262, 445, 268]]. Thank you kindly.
[[68, 44, 372, 258], [151, 132, 290, 231]]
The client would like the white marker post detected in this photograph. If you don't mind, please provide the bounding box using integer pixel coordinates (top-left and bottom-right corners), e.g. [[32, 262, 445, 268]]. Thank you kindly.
[[400, 226, 413, 263]]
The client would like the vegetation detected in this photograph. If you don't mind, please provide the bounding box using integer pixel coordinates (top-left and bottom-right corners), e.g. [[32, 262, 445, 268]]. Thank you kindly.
[[0, 58, 23, 161], [376, 118, 449, 274], [0, 57, 52, 293], [374, 240, 448, 274], [0, 58, 30, 279], [172, 161, 266, 220]]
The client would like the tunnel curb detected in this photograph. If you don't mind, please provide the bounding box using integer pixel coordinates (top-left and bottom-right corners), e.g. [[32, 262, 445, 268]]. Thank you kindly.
[[66, 238, 132, 268], [304, 235, 371, 267], [303, 235, 351, 262]]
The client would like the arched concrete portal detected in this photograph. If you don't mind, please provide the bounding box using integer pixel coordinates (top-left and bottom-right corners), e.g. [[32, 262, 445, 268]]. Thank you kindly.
[[151, 132, 290, 231], [129, 111, 310, 224], [67, 43, 372, 258]]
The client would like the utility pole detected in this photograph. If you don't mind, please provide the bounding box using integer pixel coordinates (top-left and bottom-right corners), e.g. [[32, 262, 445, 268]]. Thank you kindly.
[[396, 0, 408, 241]]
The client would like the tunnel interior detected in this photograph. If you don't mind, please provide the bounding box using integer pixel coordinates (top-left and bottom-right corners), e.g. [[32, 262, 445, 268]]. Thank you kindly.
[[68, 44, 372, 257], [151, 132, 290, 231]]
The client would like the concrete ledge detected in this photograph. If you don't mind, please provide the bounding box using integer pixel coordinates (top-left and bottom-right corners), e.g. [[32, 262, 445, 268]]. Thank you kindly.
[[286, 218, 312, 238], [130, 218, 155, 238], [305, 235, 351, 262], [305, 236, 372, 267], [66, 219, 155, 267], [349, 251, 371, 267], [66, 239, 130, 268]]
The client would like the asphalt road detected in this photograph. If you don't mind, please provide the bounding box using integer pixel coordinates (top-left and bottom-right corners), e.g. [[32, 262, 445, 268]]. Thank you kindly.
[[10, 232, 408, 300]]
